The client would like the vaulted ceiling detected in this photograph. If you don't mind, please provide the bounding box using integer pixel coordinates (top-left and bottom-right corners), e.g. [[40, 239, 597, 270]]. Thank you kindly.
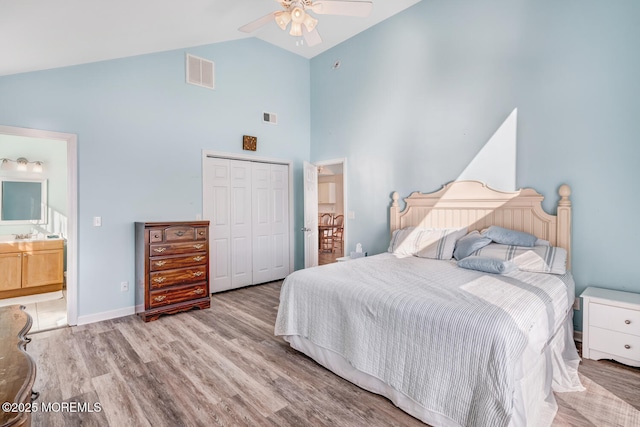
[[0, 0, 421, 77]]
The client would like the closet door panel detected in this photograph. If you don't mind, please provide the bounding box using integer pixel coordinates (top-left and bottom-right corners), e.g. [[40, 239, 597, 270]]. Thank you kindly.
[[205, 158, 232, 292], [270, 164, 290, 281], [252, 162, 273, 284], [230, 161, 252, 288]]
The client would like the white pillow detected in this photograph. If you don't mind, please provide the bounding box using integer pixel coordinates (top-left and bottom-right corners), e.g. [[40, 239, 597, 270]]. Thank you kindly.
[[388, 227, 420, 257], [388, 227, 467, 260], [415, 228, 468, 260], [472, 243, 567, 275]]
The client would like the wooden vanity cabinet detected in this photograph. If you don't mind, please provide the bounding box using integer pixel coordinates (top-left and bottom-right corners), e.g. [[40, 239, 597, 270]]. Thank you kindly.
[[135, 221, 211, 322], [0, 239, 64, 300]]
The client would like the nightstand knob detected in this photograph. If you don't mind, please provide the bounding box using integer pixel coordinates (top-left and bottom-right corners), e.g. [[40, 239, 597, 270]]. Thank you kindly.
[[625, 344, 631, 349], [625, 319, 631, 325]]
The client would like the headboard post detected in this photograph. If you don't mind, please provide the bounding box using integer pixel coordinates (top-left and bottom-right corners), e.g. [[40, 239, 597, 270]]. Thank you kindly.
[[390, 192, 400, 236], [556, 184, 572, 269]]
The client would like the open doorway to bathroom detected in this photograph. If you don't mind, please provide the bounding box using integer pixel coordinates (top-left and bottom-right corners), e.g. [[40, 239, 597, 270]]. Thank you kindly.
[[0, 125, 78, 331], [316, 159, 347, 265]]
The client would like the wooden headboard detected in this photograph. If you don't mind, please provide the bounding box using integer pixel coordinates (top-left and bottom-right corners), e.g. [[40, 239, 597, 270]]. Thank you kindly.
[[390, 180, 572, 267]]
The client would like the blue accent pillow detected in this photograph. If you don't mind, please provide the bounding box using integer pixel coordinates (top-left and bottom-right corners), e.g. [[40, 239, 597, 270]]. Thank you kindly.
[[482, 226, 537, 247], [457, 256, 517, 274], [453, 231, 492, 260]]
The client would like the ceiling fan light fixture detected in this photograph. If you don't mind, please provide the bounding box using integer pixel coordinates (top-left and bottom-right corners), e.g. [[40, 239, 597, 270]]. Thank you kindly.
[[289, 22, 303, 37], [291, 7, 305, 23], [275, 11, 291, 31]]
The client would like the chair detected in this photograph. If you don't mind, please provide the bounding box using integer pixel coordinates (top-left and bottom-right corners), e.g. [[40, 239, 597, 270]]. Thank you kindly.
[[332, 215, 344, 254], [319, 213, 334, 252]]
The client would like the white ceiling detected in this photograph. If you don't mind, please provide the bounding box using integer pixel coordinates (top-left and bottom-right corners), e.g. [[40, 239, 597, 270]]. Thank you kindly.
[[0, 0, 421, 77]]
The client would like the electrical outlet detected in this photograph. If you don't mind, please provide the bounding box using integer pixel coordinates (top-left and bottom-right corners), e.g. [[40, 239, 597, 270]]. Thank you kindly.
[[573, 298, 580, 310], [120, 281, 129, 292]]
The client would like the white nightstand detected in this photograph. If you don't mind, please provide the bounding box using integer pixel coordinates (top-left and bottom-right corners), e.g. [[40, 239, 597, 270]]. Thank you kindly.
[[581, 287, 640, 367]]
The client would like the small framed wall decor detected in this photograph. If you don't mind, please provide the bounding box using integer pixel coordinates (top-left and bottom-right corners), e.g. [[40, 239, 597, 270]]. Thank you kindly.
[[243, 135, 257, 151]]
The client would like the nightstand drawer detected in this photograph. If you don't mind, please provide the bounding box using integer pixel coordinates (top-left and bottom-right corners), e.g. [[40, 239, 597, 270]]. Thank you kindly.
[[590, 302, 640, 336], [589, 326, 640, 361]]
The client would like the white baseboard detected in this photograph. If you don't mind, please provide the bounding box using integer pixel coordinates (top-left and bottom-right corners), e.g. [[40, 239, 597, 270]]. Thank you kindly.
[[574, 330, 583, 343], [76, 306, 135, 326]]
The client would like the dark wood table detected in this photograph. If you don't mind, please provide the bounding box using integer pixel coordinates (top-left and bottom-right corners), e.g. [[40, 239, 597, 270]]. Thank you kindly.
[[0, 305, 37, 427]]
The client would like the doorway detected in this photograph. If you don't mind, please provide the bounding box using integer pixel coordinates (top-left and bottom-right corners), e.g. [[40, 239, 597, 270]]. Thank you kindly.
[[315, 159, 347, 265], [0, 125, 78, 328]]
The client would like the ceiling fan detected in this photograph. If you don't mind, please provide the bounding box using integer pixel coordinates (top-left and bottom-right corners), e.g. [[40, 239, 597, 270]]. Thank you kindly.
[[239, 0, 373, 47]]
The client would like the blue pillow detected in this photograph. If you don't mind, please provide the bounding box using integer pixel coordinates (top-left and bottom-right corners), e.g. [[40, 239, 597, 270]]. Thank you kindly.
[[457, 256, 517, 274], [453, 231, 492, 260], [482, 226, 537, 247]]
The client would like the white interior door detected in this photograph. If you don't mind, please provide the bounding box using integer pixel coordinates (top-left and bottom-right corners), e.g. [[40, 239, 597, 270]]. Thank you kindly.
[[303, 161, 319, 268], [204, 155, 292, 292]]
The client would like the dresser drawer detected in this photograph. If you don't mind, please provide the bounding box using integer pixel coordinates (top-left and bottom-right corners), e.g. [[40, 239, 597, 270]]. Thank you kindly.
[[149, 254, 207, 271], [149, 265, 207, 289], [149, 284, 208, 308], [164, 226, 197, 242], [589, 326, 640, 361], [590, 302, 640, 336], [150, 241, 207, 257], [195, 227, 207, 240]]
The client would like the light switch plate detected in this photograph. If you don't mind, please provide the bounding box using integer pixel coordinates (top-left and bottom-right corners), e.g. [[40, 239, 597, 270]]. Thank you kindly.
[[93, 216, 102, 227]]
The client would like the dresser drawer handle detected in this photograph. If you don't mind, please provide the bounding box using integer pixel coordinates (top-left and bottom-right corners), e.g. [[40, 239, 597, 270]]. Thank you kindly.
[[153, 234, 160, 239], [625, 344, 631, 350], [153, 247, 167, 253], [625, 320, 631, 325], [192, 288, 205, 295], [155, 261, 167, 267], [194, 244, 204, 249], [192, 271, 204, 277], [175, 231, 185, 237], [153, 277, 166, 283], [153, 295, 166, 303], [199, 231, 205, 235], [193, 256, 205, 262]]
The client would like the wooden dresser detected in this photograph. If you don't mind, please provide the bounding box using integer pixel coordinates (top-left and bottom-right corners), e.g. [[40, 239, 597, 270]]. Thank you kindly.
[[0, 239, 64, 300], [0, 305, 37, 427], [135, 221, 210, 322]]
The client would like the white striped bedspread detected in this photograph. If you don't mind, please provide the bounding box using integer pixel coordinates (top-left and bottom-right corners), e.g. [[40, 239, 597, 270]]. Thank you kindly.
[[274, 253, 575, 427]]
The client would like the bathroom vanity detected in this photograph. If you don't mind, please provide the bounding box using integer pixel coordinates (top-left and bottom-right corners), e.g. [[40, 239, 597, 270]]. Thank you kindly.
[[0, 237, 64, 300]]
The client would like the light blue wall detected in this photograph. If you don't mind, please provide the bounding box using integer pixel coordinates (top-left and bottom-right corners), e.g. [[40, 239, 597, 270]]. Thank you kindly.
[[311, 0, 640, 331], [0, 38, 310, 317]]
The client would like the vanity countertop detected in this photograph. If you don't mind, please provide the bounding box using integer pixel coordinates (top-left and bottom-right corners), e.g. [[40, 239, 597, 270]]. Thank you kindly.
[[0, 236, 64, 253]]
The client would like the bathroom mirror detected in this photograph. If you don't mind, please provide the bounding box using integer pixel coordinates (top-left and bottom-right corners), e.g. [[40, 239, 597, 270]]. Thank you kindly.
[[0, 178, 48, 224]]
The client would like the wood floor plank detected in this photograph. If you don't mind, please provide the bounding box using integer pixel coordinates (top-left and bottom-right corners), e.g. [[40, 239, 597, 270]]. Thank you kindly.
[[91, 372, 152, 427]]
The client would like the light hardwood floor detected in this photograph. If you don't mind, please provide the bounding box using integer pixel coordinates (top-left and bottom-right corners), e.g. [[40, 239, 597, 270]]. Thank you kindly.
[[27, 281, 640, 427]]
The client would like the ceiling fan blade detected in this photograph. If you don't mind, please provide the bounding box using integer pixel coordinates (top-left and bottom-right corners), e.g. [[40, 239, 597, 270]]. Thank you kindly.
[[238, 12, 278, 33], [303, 27, 322, 47], [310, 0, 373, 17]]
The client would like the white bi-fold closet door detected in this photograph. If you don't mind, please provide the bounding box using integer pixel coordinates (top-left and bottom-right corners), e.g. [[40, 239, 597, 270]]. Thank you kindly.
[[203, 157, 290, 293]]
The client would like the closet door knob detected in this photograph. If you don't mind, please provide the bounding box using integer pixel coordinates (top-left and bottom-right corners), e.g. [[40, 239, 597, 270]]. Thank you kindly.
[[625, 320, 631, 324], [625, 344, 631, 349]]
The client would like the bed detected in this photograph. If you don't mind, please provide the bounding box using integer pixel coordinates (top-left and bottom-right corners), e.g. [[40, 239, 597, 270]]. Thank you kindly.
[[275, 180, 584, 427]]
